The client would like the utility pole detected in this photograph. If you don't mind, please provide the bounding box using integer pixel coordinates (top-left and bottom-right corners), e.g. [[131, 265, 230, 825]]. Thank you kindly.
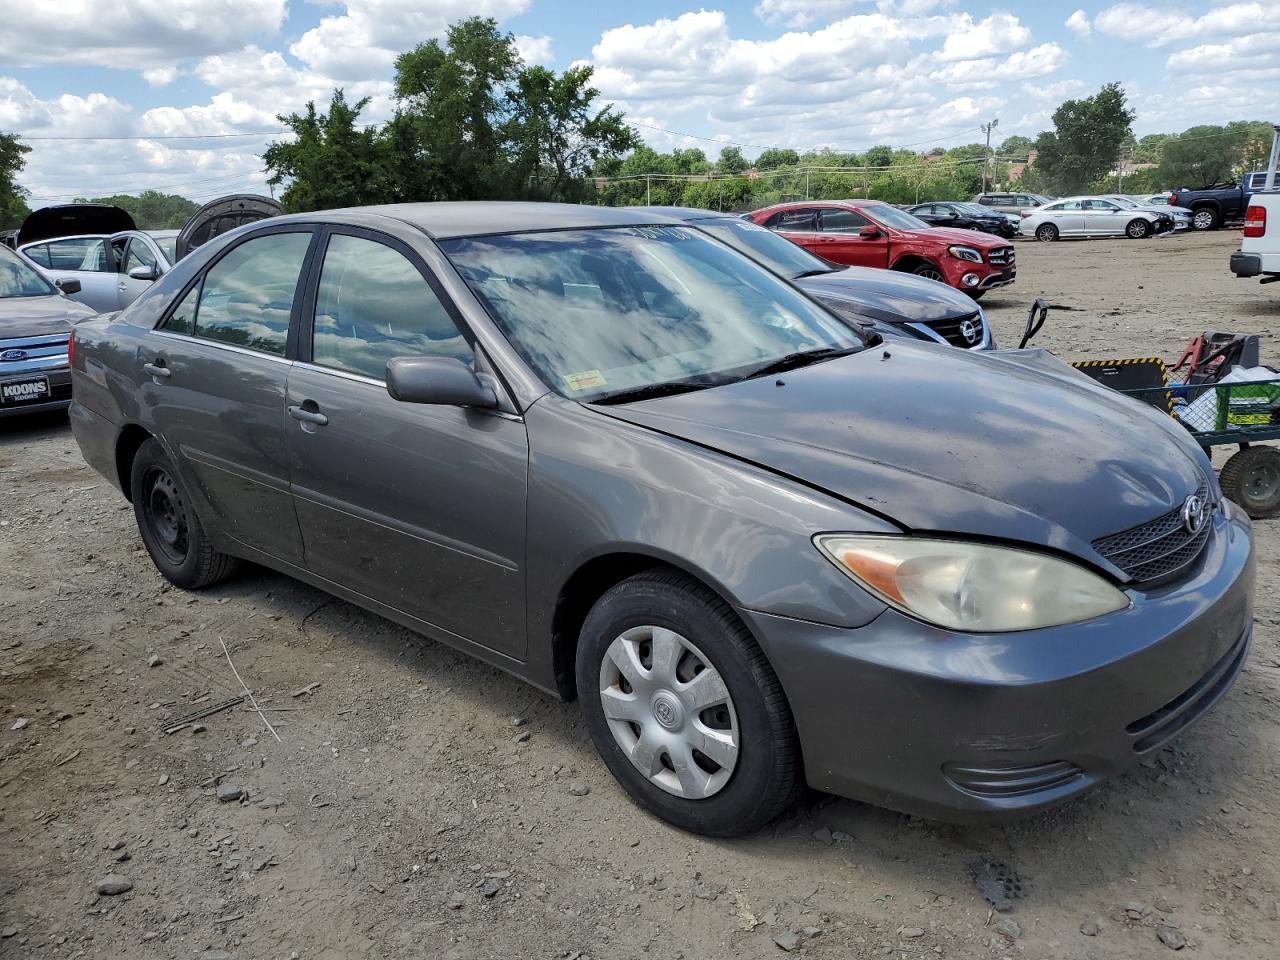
[[646, 174, 651, 206], [981, 118, 999, 194]]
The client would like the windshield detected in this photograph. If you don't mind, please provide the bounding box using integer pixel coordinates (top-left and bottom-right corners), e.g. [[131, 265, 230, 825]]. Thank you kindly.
[[956, 202, 996, 215], [692, 216, 833, 279], [863, 206, 931, 231], [0, 247, 56, 298], [150, 234, 177, 263], [441, 225, 863, 402], [1107, 196, 1138, 208]]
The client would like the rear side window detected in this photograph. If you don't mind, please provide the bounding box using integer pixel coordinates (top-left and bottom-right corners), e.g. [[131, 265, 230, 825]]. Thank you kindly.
[[765, 209, 818, 232], [42, 238, 111, 271], [819, 208, 871, 233], [311, 234, 472, 380], [23, 244, 51, 267], [190, 232, 311, 356]]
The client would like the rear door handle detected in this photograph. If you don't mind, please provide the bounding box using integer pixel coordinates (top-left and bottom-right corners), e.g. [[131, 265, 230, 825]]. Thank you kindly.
[[143, 360, 171, 379], [288, 404, 329, 426]]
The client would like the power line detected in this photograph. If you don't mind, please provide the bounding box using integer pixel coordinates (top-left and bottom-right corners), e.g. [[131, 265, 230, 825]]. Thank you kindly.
[[27, 169, 264, 203], [20, 130, 286, 142]]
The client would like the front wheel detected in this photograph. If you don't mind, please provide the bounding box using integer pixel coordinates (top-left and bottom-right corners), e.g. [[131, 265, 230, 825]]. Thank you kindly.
[[1126, 218, 1151, 239], [130, 438, 240, 588], [576, 570, 801, 837], [1219, 446, 1280, 519], [1035, 223, 1059, 242], [1191, 207, 1219, 231], [966, 289, 987, 301], [911, 263, 946, 283]]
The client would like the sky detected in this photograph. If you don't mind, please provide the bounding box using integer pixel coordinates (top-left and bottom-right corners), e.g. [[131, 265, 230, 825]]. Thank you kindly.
[[1, 0, 1275, 207]]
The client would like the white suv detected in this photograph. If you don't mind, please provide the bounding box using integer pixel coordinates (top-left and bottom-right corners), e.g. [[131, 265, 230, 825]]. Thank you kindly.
[[1231, 186, 1280, 285]]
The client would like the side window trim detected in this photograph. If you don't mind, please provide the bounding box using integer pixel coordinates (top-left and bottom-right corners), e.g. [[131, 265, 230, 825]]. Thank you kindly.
[[150, 224, 320, 361], [296, 224, 477, 372]]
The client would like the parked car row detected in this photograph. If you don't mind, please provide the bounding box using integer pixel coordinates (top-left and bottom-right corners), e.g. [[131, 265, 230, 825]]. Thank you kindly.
[[1020, 194, 1190, 241], [62, 200, 1253, 838]]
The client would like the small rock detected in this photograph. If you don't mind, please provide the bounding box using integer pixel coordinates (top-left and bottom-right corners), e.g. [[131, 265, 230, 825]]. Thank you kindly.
[[1153, 895, 1176, 913], [11, 718, 28, 731], [802, 927, 823, 939], [773, 931, 801, 952], [115, 851, 131, 863], [514, 731, 531, 743], [568, 783, 590, 797], [96, 873, 133, 896], [216, 783, 245, 803], [1125, 900, 1152, 921], [811, 827, 833, 844], [147, 654, 163, 668], [1080, 919, 1102, 937], [157, 774, 169, 786], [257, 796, 285, 809], [191, 724, 207, 735], [480, 878, 503, 898], [994, 917, 1020, 942], [1, 928, 16, 939], [900, 928, 925, 939], [108, 840, 126, 851], [241, 737, 258, 748], [142, 931, 159, 941], [1157, 926, 1187, 950], [57, 712, 72, 721], [831, 830, 854, 843], [200, 952, 237, 960], [447, 892, 466, 910], [511, 716, 528, 727]]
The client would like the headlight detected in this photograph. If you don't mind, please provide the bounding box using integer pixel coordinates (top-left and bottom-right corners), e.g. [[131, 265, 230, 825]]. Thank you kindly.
[[948, 245, 984, 263], [814, 535, 1130, 632]]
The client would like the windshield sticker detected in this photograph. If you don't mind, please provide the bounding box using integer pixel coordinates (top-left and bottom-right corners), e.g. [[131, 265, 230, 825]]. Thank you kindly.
[[563, 369, 607, 391], [731, 221, 768, 232]]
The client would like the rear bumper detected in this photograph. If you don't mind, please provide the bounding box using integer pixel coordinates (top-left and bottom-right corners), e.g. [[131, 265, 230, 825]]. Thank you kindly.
[[68, 399, 123, 494], [742, 502, 1255, 822], [1232, 251, 1262, 277], [0, 366, 71, 417]]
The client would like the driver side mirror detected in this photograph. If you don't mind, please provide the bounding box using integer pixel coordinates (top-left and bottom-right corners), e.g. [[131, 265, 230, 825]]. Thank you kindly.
[[858, 225, 881, 239], [127, 265, 159, 281], [386, 356, 498, 408], [55, 278, 82, 295]]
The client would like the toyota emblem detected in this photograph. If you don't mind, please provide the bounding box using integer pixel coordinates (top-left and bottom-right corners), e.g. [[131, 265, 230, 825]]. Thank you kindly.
[[1, 349, 28, 361], [959, 319, 979, 344], [1181, 494, 1210, 535]]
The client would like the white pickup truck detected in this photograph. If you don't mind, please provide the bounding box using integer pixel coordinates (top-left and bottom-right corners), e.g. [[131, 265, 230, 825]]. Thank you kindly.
[[1231, 127, 1280, 285]]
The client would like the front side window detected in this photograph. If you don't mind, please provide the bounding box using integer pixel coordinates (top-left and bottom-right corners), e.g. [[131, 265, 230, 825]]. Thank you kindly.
[[1084, 200, 1118, 211], [126, 239, 159, 273], [160, 282, 199, 335], [442, 226, 862, 402], [819, 208, 871, 233], [862, 205, 930, 231], [191, 232, 311, 356], [0, 247, 56, 297], [311, 234, 472, 380]]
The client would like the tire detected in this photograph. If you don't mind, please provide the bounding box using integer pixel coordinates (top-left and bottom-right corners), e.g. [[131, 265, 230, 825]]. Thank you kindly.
[[1191, 207, 1219, 231], [1126, 218, 1151, 239], [1035, 223, 1059, 242], [911, 263, 946, 283], [130, 437, 240, 588], [966, 289, 987, 301], [1219, 446, 1280, 519], [576, 570, 801, 837]]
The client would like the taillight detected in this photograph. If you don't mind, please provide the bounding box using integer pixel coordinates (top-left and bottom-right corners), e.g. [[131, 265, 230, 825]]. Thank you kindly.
[[1244, 205, 1266, 238], [67, 332, 75, 369], [1168, 193, 1177, 205]]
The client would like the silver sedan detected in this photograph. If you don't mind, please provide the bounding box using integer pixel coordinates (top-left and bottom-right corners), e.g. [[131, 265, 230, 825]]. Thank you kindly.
[[1019, 197, 1166, 241]]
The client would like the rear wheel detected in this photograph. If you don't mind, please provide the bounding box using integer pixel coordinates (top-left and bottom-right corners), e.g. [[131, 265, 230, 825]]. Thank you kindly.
[[911, 262, 946, 283], [130, 438, 239, 588], [1191, 207, 1219, 231], [1126, 218, 1151, 239], [576, 570, 801, 837], [1219, 446, 1280, 519], [1035, 223, 1059, 242]]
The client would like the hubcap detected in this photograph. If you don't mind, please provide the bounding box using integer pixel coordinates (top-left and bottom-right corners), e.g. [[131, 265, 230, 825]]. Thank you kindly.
[[598, 625, 739, 800], [144, 467, 189, 564]]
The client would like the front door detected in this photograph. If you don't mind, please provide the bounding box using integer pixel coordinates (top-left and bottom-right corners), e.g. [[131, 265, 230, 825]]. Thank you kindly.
[[816, 207, 890, 266], [284, 229, 529, 658], [117, 236, 161, 309], [140, 228, 315, 565], [1083, 199, 1124, 235]]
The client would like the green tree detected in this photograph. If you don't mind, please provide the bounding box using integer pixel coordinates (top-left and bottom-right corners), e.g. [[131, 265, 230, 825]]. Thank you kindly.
[[1132, 133, 1169, 164], [1, 132, 31, 230], [1030, 82, 1136, 195], [754, 148, 798, 170], [997, 134, 1034, 158], [714, 145, 748, 175], [263, 89, 392, 212], [864, 145, 893, 168], [1158, 121, 1274, 188], [89, 191, 198, 229]]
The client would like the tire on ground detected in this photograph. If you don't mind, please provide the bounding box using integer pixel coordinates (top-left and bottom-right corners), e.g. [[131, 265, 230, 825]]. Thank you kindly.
[[1219, 446, 1280, 519]]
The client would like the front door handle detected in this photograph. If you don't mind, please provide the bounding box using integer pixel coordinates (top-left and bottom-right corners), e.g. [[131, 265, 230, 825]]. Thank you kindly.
[[288, 404, 329, 426], [143, 360, 171, 379], [117, 281, 127, 291]]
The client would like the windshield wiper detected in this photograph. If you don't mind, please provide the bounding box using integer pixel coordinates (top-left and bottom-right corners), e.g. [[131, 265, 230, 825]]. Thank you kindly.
[[591, 379, 720, 405], [738, 346, 860, 381]]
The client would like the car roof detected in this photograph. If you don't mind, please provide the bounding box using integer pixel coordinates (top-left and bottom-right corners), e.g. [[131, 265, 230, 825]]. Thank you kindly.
[[288, 202, 680, 240], [17, 234, 109, 249], [628, 205, 729, 222]]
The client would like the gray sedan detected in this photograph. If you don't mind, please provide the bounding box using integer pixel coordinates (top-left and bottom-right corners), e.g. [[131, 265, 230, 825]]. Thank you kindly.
[[69, 203, 1254, 835]]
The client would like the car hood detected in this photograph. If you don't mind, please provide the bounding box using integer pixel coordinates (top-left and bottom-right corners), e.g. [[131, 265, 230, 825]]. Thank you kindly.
[[903, 226, 1010, 247], [591, 343, 1207, 573], [0, 295, 97, 338], [797, 267, 977, 324]]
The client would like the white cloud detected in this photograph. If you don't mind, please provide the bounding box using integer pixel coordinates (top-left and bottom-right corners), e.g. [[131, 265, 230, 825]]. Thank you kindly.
[[0, 0, 287, 68], [754, 0, 863, 29], [1065, 10, 1091, 38], [937, 13, 1031, 62], [1093, 3, 1266, 47], [142, 67, 179, 87], [515, 35, 555, 67]]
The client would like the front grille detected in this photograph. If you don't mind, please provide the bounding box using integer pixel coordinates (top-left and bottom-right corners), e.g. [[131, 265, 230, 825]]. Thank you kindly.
[[987, 246, 1015, 266], [1126, 628, 1249, 753], [0, 333, 70, 370], [1091, 479, 1212, 584], [924, 311, 985, 348], [943, 760, 1084, 798]]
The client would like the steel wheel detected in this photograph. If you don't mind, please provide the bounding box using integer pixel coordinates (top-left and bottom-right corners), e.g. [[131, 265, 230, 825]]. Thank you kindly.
[[598, 624, 739, 800], [912, 264, 946, 283], [1036, 223, 1058, 242], [142, 466, 190, 565]]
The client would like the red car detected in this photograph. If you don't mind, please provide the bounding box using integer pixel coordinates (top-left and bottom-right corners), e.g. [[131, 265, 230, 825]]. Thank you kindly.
[[747, 200, 1015, 299]]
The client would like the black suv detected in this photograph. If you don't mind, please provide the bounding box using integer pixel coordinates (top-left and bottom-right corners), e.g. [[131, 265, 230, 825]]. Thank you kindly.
[[906, 201, 1018, 238]]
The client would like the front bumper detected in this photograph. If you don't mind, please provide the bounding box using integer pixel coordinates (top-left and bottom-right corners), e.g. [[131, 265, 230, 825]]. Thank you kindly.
[[0, 366, 71, 417], [742, 502, 1255, 821]]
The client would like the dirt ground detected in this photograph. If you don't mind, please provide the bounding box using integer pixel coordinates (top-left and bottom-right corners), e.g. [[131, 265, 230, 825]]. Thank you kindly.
[[2, 229, 1279, 960]]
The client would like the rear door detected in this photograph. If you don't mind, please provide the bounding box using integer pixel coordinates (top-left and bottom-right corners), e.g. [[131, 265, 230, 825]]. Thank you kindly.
[[23, 237, 119, 311], [1045, 200, 1085, 235], [762, 208, 824, 257], [284, 227, 529, 658], [816, 207, 888, 266], [140, 226, 316, 566]]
